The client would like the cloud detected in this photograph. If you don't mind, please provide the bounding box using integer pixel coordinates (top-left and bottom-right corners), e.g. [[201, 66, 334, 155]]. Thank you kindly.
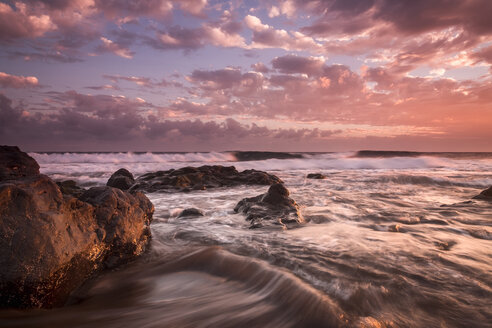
[[271, 55, 326, 75], [0, 92, 342, 150], [251, 62, 270, 73], [0, 72, 39, 88], [244, 15, 322, 52], [7, 50, 83, 63], [97, 37, 134, 58], [0, 2, 56, 40], [103, 74, 172, 88]]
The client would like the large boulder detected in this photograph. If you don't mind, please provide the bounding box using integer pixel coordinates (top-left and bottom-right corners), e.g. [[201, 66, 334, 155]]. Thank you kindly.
[[473, 186, 492, 200], [0, 146, 39, 180], [234, 183, 304, 229], [131, 165, 282, 193], [0, 146, 154, 308], [106, 168, 135, 191]]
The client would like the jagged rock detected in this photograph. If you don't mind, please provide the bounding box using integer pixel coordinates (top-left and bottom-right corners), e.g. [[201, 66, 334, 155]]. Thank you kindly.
[[0, 146, 154, 308], [107, 168, 135, 191], [473, 186, 492, 200], [306, 173, 327, 179], [131, 165, 282, 193], [178, 208, 205, 218], [56, 180, 85, 197], [234, 183, 303, 229], [0, 146, 39, 180]]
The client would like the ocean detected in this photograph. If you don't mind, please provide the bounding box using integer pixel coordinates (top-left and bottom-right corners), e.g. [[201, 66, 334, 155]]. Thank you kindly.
[[1, 151, 491, 327]]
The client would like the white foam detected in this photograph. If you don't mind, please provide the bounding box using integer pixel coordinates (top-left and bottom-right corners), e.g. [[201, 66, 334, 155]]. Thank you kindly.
[[30, 151, 236, 164]]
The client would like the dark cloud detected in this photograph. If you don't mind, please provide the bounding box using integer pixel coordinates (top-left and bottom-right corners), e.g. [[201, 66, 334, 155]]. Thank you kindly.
[[271, 55, 325, 76], [7, 50, 83, 63], [0, 91, 342, 150]]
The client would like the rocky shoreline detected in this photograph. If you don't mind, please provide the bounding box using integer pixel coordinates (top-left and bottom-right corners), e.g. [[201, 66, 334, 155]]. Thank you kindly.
[[1, 145, 491, 310], [0, 146, 154, 308]]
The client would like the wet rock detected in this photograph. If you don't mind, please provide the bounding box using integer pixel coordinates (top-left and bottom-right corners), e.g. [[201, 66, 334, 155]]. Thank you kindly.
[[473, 186, 492, 200], [306, 173, 327, 179], [178, 208, 205, 218], [56, 180, 85, 197], [232, 151, 303, 161], [107, 168, 135, 191], [434, 240, 457, 251], [234, 183, 303, 229], [0, 146, 154, 308], [131, 165, 282, 193], [388, 224, 402, 232], [0, 145, 39, 180]]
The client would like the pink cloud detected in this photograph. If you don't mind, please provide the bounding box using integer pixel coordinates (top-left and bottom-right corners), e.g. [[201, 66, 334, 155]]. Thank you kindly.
[[0, 2, 56, 40], [0, 72, 39, 88], [97, 37, 134, 58]]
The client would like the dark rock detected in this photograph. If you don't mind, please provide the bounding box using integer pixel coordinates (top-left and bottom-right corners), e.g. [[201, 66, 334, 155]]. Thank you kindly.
[[306, 173, 327, 179], [473, 186, 492, 200], [107, 168, 135, 190], [131, 165, 282, 193], [434, 240, 457, 251], [0, 145, 39, 180], [0, 147, 154, 309], [232, 151, 303, 161], [234, 183, 303, 229], [56, 180, 85, 197], [178, 208, 205, 218]]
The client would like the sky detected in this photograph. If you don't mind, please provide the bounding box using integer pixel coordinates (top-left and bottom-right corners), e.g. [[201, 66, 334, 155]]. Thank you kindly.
[[0, 0, 491, 152]]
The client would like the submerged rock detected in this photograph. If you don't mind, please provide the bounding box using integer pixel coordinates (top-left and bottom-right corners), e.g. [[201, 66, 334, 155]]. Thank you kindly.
[[107, 168, 135, 191], [0, 146, 154, 308], [178, 208, 205, 218], [131, 165, 282, 193], [234, 183, 303, 229], [306, 173, 327, 179], [473, 186, 492, 200]]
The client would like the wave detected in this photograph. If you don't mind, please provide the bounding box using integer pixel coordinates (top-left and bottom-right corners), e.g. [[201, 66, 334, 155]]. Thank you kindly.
[[30, 152, 492, 176], [372, 174, 492, 187], [2, 247, 345, 328], [30, 151, 235, 164], [235, 156, 447, 171], [355, 150, 492, 159]]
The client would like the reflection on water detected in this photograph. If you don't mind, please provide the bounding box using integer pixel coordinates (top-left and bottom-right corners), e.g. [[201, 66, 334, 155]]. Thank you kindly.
[[1, 153, 492, 327]]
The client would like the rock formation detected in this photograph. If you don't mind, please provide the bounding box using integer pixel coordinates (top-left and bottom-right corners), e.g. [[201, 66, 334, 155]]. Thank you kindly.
[[178, 208, 205, 218], [306, 173, 327, 179], [0, 146, 154, 308], [234, 183, 303, 229], [130, 165, 282, 193], [473, 186, 492, 200], [56, 180, 85, 197], [106, 168, 135, 190]]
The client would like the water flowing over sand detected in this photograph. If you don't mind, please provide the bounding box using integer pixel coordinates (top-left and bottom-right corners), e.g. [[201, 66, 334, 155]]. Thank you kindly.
[[2, 152, 491, 327]]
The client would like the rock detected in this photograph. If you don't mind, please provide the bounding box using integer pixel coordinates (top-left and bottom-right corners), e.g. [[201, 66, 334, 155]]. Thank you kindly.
[[473, 186, 492, 200], [0, 145, 39, 180], [56, 180, 85, 197], [306, 173, 326, 179], [107, 168, 135, 190], [178, 208, 205, 218], [234, 183, 303, 229], [232, 151, 303, 161], [131, 165, 282, 193], [0, 146, 154, 308]]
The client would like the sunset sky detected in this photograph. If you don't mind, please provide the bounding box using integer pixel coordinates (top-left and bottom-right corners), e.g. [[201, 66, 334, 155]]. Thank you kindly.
[[1, 0, 491, 151]]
